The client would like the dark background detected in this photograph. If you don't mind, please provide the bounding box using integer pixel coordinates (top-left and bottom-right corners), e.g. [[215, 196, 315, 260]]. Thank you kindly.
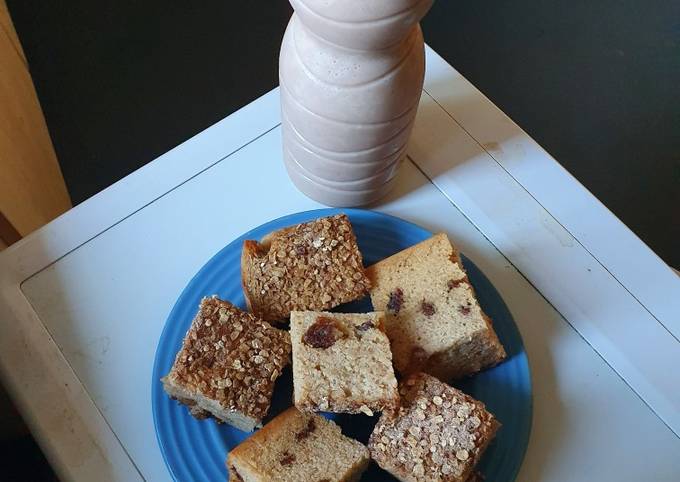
[[7, 1, 680, 267]]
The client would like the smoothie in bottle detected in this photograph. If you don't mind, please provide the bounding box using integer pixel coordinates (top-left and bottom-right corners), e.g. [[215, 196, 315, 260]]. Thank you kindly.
[[279, 0, 433, 206]]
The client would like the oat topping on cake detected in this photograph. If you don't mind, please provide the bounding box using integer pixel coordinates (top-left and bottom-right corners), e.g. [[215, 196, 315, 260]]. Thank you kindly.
[[369, 373, 499, 482], [241, 214, 370, 322], [162, 297, 291, 431]]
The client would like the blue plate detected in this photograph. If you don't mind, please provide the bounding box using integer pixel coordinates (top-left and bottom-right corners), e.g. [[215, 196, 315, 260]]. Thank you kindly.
[[152, 208, 532, 481]]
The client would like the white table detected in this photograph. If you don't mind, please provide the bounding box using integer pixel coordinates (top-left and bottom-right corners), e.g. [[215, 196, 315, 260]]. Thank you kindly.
[[1, 47, 679, 482]]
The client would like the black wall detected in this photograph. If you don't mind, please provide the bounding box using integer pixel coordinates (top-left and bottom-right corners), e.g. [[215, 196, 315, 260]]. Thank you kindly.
[[7, 1, 680, 267]]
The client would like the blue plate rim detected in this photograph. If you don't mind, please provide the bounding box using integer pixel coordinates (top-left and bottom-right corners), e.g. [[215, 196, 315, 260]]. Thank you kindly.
[[151, 208, 533, 481]]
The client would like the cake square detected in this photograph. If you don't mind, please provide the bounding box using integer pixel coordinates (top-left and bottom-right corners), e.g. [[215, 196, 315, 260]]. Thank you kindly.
[[290, 311, 399, 415], [369, 373, 499, 482], [241, 214, 371, 322], [227, 407, 370, 482], [162, 297, 291, 431], [365, 233, 506, 380]]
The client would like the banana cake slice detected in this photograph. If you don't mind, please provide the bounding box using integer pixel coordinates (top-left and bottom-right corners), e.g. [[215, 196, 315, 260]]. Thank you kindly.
[[241, 214, 370, 322], [227, 407, 370, 482], [365, 233, 506, 381], [369, 372, 499, 482], [290, 311, 399, 415], [161, 297, 291, 431]]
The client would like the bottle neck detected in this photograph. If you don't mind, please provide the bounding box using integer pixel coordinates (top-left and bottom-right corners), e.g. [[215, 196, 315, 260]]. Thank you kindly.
[[289, 0, 433, 51]]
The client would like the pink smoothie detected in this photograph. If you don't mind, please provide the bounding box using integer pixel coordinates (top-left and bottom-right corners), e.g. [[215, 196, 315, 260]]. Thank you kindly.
[[280, 0, 433, 206]]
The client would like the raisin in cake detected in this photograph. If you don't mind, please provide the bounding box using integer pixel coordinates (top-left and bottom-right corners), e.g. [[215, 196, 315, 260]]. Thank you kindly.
[[241, 214, 370, 322], [290, 311, 399, 415], [227, 407, 370, 482], [161, 297, 291, 431], [365, 233, 505, 380], [369, 372, 499, 482]]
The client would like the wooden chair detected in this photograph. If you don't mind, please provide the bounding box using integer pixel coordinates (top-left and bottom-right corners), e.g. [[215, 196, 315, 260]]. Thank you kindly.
[[1, 0, 71, 249], [0, 4, 71, 472]]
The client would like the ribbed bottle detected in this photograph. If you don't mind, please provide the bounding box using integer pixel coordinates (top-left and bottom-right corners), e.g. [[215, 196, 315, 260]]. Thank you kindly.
[[280, 0, 433, 206]]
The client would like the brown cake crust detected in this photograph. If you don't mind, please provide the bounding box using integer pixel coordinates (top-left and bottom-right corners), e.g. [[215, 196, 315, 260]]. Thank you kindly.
[[290, 311, 399, 415], [369, 373, 499, 482], [365, 233, 506, 381], [241, 214, 370, 322], [227, 407, 370, 482], [162, 297, 291, 431]]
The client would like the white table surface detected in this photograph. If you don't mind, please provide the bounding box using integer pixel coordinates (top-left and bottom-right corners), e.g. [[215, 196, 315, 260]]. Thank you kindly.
[[1, 46, 679, 482]]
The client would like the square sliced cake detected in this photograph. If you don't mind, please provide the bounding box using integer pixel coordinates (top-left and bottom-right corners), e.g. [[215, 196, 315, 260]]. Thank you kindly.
[[369, 372, 499, 482], [227, 407, 370, 482], [241, 214, 370, 322], [365, 233, 506, 380], [290, 311, 399, 415], [161, 296, 291, 431]]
